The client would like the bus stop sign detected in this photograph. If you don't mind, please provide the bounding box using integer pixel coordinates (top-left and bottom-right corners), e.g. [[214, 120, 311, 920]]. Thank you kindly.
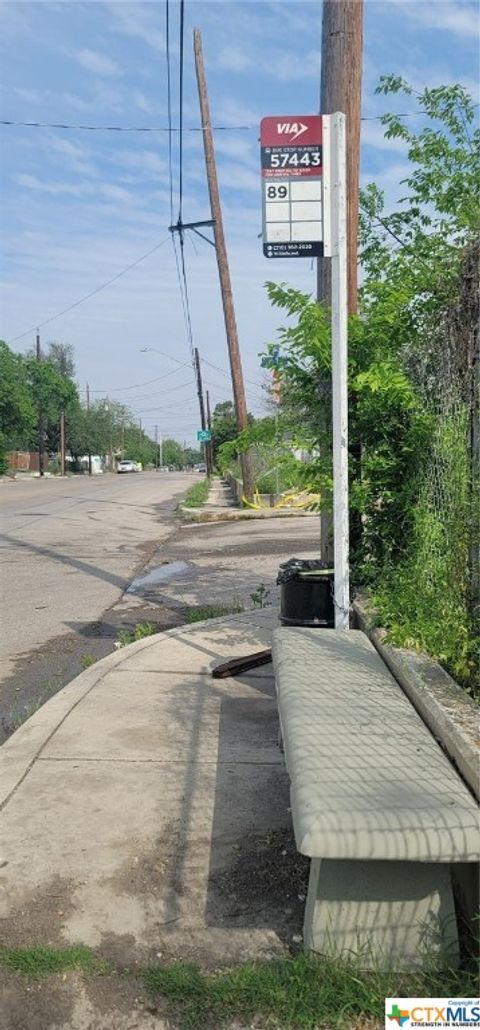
[[260, 115, 323, 259]]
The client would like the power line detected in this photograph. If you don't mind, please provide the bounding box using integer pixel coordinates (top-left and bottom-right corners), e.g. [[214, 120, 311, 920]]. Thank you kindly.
[[1, 111, 469, 134], [202, 356, 265, 393], [0, 119, 253, 132], [88, 362, 191, 394], [8, 236, 170, 343], [165, 0, 174, 226], [178, 0, 185, 224]]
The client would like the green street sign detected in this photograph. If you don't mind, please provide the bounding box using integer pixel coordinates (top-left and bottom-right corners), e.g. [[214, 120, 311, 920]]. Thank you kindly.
[[197, 429, 212, 442]]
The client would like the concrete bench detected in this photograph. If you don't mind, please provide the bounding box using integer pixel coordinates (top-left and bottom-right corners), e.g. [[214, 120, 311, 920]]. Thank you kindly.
[[272, 626, 480, 967]]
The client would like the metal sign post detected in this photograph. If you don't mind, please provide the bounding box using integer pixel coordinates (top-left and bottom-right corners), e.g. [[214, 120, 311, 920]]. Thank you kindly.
[[260, 112, 349, 629], [323, 113, 349, 629]]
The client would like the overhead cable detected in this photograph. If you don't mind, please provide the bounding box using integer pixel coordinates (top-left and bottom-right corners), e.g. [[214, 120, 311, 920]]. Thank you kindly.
[[88, 362, 191, 394], [178, 0, 185, 223], [0, 112, 463, 133], [165, 0, 174, 225], [8, 236, 170, 343]]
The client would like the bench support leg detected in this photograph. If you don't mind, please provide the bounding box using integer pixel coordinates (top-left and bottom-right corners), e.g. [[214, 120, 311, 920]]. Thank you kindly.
[[303, 859, 459, 968]]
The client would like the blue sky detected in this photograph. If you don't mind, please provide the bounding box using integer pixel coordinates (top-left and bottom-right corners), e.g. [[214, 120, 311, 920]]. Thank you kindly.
[[1, 0, 479, 442]]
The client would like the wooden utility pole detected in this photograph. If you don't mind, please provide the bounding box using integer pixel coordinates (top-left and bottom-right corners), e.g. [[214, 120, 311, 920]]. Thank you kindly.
[[318, 0, 363, 313], [206, 389, 212, 432], [60, 411, 65, 476], [86, 385, 92, 475], [193, 28, 254, 501], [36, 332, 44, 476], [318, 0, 363, 563], [205, 388, 214, 476], [194, 347, 213, 476]]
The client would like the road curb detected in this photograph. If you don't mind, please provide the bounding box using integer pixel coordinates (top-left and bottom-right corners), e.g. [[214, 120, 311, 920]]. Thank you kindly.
[[354, 596, 479, 799], [179, 504, 318, 522]]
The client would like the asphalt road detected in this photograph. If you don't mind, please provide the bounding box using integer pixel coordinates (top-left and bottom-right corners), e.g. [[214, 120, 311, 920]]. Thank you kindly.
[[0, 472, 322, 742], [0, 471, 196, 737]]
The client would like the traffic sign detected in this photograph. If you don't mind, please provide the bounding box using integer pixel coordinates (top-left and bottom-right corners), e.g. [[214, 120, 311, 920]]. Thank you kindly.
[[197, 429, 211, 442], [260, 115, 323, 259]]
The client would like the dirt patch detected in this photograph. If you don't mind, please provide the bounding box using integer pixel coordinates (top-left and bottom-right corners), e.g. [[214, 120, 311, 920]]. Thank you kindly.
[[0, 968, 171, 1030], [0, 968, 76, 1030], [208, 827, 309, 942], [0, 876, 77, 949], [82, 970, 170, 1028], [111, 826, 182, 905]]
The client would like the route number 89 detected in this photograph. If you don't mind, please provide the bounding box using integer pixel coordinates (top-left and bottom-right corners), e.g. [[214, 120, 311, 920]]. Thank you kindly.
[[266, 184, 288, 200]]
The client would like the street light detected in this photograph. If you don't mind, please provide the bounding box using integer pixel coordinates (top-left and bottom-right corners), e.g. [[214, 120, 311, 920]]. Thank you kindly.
[[139, 347, 186, 368]]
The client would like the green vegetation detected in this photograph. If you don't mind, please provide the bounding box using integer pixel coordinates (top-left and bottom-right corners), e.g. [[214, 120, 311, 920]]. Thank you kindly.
[[183, 478, 211, 508], [185, 603, 243, 623], [2, 943, 476, 1029], [218, 417, 300, 498], [250, 583, 271, 609], [80, 654, 97, 669], [10, 681, 62, 733], [141, 952, 478, 1029], [0, 338, 203, 473], [0, 943, 108, 979], [117, 622, 156, 646], [224, 80, 479, 693]]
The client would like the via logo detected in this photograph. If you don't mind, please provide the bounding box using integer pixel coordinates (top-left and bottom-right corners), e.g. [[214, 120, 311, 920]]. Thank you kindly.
[[276, 121, 308, 142]]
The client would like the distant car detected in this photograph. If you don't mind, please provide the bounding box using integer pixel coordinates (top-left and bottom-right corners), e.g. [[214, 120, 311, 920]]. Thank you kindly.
[[117, 460, 137, 473], [195, 463, 207, 473]]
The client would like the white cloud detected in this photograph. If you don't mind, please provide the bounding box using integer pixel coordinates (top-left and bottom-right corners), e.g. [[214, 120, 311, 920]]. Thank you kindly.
[[217, 163, 260, 194], [360, 161, 414, 213], [46, 137, 98, 178], [217, 47, 253, 72], [361, 120, 408, 154], [106, 3, 165, 52], [99, 183, 139, 204], [109, 149, 167, 177], [217, 43, 319, 82], [393, 1, 479, 39], [75, 48, 121, 77], [14, 174, 83, 196], [132, 89, 156, 115], [266, 47, 319, 82], [13, 87, 43, 104], [214, 136, 256, 164], [61, 92, 91, 112], [91, 83, 124, 113], [214, 98, 261, 127]]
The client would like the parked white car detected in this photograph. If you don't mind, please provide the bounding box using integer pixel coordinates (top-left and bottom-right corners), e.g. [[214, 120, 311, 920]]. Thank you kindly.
[[117, 460, 138, 473]]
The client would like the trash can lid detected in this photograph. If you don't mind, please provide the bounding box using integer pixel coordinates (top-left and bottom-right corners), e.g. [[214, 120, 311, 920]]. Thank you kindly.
[[277, 558, 334, 584]]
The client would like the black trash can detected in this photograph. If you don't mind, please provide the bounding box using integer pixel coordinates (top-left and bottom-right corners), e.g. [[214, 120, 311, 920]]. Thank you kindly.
[[277, 559, 334, 627]]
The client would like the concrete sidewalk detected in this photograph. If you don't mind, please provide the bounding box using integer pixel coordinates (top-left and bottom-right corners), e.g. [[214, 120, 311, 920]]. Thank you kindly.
[[0, 610, 307, 1026]]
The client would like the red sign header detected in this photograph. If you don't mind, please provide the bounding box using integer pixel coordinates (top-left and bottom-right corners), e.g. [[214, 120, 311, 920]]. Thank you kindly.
[[260, 115, 321, 148]]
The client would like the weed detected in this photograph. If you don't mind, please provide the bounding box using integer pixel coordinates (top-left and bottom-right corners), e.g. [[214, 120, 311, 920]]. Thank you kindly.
[[142, 951, 479, 1029], [183, 479, 210, 508], [250, 583, 271, 609], [80, 654, 97, 669], [0, 941, 477, 1028], [10, 681, 61, 733], [0, 944, 109, 979], [116, 622, 156, 647], [185, 604, 243, 623]]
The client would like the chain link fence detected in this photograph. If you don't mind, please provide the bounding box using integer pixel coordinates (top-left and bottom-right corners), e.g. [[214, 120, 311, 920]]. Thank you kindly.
[[391, 240, 480, 690]]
